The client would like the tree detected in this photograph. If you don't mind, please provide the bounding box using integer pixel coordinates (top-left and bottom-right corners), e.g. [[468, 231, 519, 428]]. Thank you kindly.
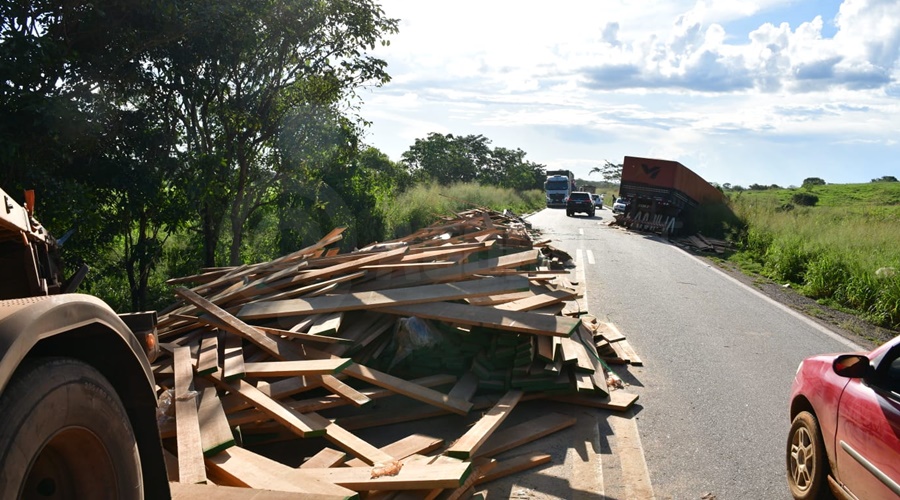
[[802, 177, 826, 187], [872, 176, 898, 183], [143, 0, 398, 265], [589, 160, 622, 182], [402, 133, 485, 185]]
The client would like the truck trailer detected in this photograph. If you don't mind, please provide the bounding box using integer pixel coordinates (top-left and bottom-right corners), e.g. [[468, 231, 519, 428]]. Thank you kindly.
[[0, 185, 169, 498], [544, 169, 576, 207], [616, 156, 724, 235]]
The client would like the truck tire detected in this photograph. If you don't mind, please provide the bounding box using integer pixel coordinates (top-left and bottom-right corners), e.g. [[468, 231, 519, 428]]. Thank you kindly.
[[0, 357, 143, 499]]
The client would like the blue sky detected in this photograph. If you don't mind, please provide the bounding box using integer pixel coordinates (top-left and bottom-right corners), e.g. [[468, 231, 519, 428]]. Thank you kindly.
[[358, 0, 899, 188]]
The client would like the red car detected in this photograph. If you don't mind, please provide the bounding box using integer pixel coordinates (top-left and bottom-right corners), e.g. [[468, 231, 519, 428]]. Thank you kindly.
[[787, 335, 900, 499]]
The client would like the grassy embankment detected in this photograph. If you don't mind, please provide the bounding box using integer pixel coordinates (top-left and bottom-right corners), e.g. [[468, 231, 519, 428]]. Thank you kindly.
[[380, 182, 545, 239], [719, 182, 900, 335]]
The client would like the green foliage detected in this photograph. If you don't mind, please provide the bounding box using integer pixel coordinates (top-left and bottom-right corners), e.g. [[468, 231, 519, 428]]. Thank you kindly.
[[872, 176, 898, 183], [381, 183, 545, 239], [802, 177, 826, 187], [401, 133, 545, 190], [791, 192, 819, 206], [727, 182, 900, 330], [588, 161, 622, 182]]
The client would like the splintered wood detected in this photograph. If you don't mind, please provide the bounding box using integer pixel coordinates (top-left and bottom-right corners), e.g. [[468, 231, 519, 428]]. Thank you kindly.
[[154, 208, 640, 497]]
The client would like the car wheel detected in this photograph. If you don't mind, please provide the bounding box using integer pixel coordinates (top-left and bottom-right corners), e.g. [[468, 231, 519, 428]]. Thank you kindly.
[[566, 211, 572, 217], [591, 210, 596, 217], [786, 411, 830, 500], [0, 357, 143, 499]]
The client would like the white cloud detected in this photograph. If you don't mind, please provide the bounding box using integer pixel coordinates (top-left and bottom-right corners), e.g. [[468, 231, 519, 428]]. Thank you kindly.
[[361, 0, 900, 186]]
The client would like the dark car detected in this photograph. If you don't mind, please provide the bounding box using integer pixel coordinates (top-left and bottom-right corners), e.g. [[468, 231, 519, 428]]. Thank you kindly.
[[566, 192, 595, 217], [786, 334, 900, 499]]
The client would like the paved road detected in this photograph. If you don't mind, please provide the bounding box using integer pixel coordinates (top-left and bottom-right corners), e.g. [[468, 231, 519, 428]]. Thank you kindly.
[[527, 207, 862, 500]]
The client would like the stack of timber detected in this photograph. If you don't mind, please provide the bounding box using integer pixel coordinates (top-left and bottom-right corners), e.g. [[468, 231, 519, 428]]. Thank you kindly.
[[153, 208, 640, 497]]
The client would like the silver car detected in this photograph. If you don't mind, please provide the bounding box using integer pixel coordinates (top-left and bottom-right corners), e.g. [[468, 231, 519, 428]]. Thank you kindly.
[[613, 197, 628, 213]]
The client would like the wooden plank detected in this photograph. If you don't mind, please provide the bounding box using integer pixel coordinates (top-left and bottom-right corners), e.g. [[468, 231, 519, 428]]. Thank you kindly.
[[374, 301, 581, 337], [597, 321, 626, 343], [546, 391, 639, 411], [616, 339, 643, 366], [254, 325, 351, 345], [445, 390, 523, 459], [195, 332, 220, 376], [493, 289, 577, 311], [206, 371, 326, 438], [238, 276, 530, 319], [474, 412, 577, 459], [292, 463, 472, 491], [574, 325, 609, 395], [447, 371, 479, 402], [344, 433, 444, 467], [358, 249, 538, 291], [299, 448, 347, 469], [343, 363, 472, 415], [197, 386, 235, 457], [221, 333, 245, 380], [536, 335, 554, 362], [474, 452, 551, 485], [243, 359, 352, 377], [308, 312, 343, 336], [320, 374, 371, 407], [169, 482, 350, 500], [174, 346, 207, 484], [204, 446, 357, 498], [302, 412, 395, 466]]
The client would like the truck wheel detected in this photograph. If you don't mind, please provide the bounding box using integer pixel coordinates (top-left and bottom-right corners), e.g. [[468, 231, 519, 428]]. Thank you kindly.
[[786, 411, 830, 500], [0, 357, 143, 499]]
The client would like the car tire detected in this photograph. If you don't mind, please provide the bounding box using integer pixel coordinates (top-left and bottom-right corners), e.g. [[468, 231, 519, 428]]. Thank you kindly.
[[0, 357, 143, 499], [566, 211, 572, 217], [786, 411, 831, 500], [591, 210, 596, 217]]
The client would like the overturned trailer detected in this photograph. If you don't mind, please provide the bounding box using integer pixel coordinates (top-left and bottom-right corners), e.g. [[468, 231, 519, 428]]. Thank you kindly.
[[616, 156, 724, 235]]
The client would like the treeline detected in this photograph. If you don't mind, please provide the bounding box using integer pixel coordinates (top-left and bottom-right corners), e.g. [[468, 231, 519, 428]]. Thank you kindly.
[[0, 1, 546, 312]]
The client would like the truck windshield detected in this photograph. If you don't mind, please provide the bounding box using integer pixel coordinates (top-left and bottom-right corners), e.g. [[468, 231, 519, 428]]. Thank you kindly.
[[546, 180, 570, 190]]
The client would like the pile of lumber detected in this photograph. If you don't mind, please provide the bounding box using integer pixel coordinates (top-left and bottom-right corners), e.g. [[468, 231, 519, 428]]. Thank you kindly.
[[674, 234, 732, 254], [153, 208, 640, 498]]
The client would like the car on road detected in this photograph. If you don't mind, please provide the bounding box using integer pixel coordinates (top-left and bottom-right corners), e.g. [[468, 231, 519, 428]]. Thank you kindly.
[[786, 334, 900, 499], [566, 191, 595, 217], [612, 197, 628, 213], [591, 194, 603, 210]]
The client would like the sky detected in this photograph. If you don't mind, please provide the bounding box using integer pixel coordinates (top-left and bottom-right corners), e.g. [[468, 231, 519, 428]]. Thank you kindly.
[[357, 0, 900, 188]]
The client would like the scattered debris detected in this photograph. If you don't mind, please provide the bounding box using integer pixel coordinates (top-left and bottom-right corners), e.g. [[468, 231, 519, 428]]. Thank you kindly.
[[155, 208, 642, 496]]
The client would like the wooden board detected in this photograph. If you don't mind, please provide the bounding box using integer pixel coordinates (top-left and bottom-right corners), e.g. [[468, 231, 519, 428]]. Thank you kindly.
[[547, 391, 639, 411], [174, 346, 207, 484], [242, 359, 353, 377], [299, 448, 347, 469], [493, 289, 577, 311], [374, 301, 581, 337], [344, 433, 444, 467], [302, 412, 395, 466], [169, 482, 353, 500], [204, 446, 356, 498], [195, 332, 219, 376], [221, 333, 245, 380], [206, 372, 326, 438], [291, 463, 472, 491], [197, 386, 236, 457], [237, 276, 530, 319], [474, 452, 551, 485], [343, 363, 472, 415], [445, 390, 523, 459], [308, 312, 343, 336], [474, 412, 577, 459]]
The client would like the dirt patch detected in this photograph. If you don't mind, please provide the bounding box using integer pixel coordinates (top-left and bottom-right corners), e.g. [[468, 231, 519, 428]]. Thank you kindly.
[[697, 255, 897, 350]]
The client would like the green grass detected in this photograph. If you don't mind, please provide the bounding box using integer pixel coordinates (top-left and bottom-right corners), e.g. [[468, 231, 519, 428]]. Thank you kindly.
[[724, 182, 900, 332], [380, 182, 545, 239]]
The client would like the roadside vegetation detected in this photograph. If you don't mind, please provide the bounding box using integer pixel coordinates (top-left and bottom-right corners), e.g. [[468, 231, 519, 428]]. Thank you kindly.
[[721, 181, 900, 332]]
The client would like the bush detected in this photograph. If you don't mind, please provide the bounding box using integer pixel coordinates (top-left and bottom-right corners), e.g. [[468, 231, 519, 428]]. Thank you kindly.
[[791, 193, 819, 206]]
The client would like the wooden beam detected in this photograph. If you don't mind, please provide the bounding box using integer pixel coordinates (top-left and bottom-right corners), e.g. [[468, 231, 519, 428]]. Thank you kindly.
[[291, 463, 472, 491], [204, 446, 356, 498], [343, 364, 472, 415], [302, 413, 395, 466], [195, 332, 219, 376], [343, 433, 444, 467], [474, 452, 551, 485], [242, 359, 352, 377], [299, 448, 347, 469], [474, 412, 577, 459], [169, 481, 351, 500], [445, 390, 523, 459], [308, 312, 343, 336], [197, 386, 235, 457], [206, 371, 325, 438], [237, 276, 530, 319], [173, 346, 207, 484], [374, 301, 581, 337]]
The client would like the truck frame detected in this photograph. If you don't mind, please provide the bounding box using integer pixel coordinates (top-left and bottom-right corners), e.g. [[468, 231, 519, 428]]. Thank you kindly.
[[0, 186, 169, 498], [616, 156, 724, 235]]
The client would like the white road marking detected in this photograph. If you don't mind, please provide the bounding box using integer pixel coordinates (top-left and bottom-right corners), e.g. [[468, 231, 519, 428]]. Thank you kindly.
[[576, 249, 583, 266], [586, 250, 595, 265], [579, 228, 584, 235]]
